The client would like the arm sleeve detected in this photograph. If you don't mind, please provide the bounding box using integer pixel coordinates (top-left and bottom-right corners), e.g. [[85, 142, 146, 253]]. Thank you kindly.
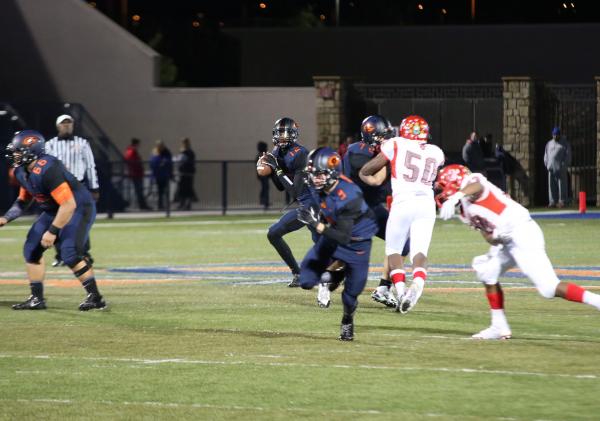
[[321, 198, 363, 245], [3, 191, 30, 222], [275, 151, 308, 199], [83, 141, 100, 189], [270, 172, 285, 191], [41, 164, 75, 205], [543, 143, 549, 168]]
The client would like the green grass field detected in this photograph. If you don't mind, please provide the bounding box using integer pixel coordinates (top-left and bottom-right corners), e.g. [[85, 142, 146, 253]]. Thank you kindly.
[[1, 214, 599, 420]]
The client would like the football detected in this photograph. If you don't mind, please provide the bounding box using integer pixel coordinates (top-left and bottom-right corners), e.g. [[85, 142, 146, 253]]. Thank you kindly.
[[256, 156, 272, 177]]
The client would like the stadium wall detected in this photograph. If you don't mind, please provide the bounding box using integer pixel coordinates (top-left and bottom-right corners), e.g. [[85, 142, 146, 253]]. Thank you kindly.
[[7, 0, 317, 159]]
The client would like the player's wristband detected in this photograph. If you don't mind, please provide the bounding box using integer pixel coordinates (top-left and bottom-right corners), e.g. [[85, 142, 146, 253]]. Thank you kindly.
[[48, 224, 61, 235]]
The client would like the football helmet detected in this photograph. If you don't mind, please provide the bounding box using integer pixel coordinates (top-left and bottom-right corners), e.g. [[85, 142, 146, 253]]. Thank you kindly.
[[399, 115, 429, 142], [5, 130, 46, 168], [272, 117, 299, 150], [306, 147, 342, 191], [434, 164, 471, 208], [360, 115, 394, 146]]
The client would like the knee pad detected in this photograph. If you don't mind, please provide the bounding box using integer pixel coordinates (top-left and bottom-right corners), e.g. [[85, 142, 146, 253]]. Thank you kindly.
[[472, 254, 499, 285], [267, 226, 282, 241], [536, 279, 559, 299], [62, 250, 84, 268]]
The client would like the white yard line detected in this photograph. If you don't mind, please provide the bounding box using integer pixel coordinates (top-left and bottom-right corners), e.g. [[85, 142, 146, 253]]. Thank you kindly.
[[0, 398, 555, 420], [0, 354, 597, 380], [0, 219, 275, 231]]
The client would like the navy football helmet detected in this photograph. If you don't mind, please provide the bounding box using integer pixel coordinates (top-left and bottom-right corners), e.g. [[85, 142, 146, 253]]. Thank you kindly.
[[272, 117, 299, 150], [5, 130, 46, 168], [306, 147, 342, 191], [360, 115, 394, 146]]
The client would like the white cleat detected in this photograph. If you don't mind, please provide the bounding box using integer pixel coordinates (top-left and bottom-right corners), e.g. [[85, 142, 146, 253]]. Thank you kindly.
[[371, 289, 398, 308], [399, 279, 424, 314], [317, 283, 331, 308], [471, 326, 512, 340]]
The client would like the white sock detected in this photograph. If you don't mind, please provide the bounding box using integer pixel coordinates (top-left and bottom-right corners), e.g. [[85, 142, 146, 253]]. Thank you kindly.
[[583, 291, 600, 310], [395, 282, 406, 298], [491, 309, 510, 331]]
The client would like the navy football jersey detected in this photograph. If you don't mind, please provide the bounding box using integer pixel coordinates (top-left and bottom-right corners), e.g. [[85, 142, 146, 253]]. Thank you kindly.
[[318, 176, 378, 244], [14, 154, 93, 213], [273, 143, 312, 204], [342, 142, 389, 207]]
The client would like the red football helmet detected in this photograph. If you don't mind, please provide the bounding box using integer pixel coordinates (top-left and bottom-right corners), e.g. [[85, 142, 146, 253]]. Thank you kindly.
[[399, 115, 429, 142], [434, 164, 471, 208]]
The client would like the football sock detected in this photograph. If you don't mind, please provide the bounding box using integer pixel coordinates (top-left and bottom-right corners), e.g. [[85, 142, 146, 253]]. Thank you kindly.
[[378, 278, 392, 288], [486, 290, 510, 330], [412, 267, 427, 283], [30, 281, 44, 299], [390, 269, 406, 297], [82, 277, 100, 296], [342, 313, 353, 325], [583, 291, 600, 310]]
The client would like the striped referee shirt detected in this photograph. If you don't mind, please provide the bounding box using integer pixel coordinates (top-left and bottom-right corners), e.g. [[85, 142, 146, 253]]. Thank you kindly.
[[45, 136, 99, 190]]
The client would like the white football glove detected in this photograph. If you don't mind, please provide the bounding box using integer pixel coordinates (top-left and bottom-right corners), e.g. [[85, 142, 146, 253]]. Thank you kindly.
[[439, 192, 465, 220]]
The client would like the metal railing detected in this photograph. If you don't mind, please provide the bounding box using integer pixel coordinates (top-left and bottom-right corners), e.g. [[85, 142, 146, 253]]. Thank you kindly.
[[110, 160, 292, 216]]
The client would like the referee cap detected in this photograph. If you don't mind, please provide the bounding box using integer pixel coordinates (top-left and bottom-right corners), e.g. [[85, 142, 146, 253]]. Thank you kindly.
[[56, 114, 74, 125]]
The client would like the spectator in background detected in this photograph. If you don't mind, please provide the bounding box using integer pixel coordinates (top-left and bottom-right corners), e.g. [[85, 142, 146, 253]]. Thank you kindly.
[[544, 127, 571, 208], [124, 138, 151, 210], [255, 141, 270, 210], [481, 133, 506, 191], [176, 138, 196, 210], [45, 114, 98, 267], [337, 135, 353, 158], [150, 140, 173, 210], [462, 131, 485, 174]]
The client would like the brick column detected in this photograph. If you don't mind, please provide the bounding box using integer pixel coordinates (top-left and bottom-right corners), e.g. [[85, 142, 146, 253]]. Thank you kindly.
[[502, 77, 537, 206], [596, 77, 600, 206], [313, 76, 350, 148]]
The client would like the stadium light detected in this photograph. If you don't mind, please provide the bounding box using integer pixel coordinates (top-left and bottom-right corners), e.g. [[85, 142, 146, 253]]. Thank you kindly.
[[132, 14, 141, 22], [259, 2, 267, 9]]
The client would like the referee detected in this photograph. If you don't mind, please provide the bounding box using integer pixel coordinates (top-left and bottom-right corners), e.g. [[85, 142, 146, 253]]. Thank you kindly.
[[45, 114, 99, 266]]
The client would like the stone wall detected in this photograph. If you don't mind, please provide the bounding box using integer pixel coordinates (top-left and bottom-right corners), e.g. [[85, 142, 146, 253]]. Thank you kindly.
[[502, 77, 536, 206], [314, 76, 349, 148]]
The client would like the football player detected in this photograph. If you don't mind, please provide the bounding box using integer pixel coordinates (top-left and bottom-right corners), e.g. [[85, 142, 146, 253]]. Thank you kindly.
[[437, 164, 600, 339], [342, 115, 411, 309], [0, 130, 106, 311], [296, 147, 378, 341], [259, 117, 316, 287], [360, 115, 445, 314]]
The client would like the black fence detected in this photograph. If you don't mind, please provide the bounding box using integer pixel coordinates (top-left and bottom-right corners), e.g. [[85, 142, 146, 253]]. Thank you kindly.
[[110, 160, 291, 216]]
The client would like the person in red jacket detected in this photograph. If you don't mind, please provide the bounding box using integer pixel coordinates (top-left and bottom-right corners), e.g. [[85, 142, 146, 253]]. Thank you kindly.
[[124, 138, 151, 210]]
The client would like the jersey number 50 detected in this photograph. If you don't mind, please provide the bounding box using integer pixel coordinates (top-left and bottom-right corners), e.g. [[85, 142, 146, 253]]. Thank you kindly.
[[403, 151, 437, 184]]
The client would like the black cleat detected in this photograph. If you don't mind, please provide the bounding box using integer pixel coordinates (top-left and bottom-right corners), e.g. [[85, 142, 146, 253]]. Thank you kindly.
[[287, 273, 301, 288], [338, 323, 354, 341], [12, 295, 47, 310], [78, 293, 107, 311]]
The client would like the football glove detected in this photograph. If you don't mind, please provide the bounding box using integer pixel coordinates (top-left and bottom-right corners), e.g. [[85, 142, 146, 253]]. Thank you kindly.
[[297, 206, 320, 228], [262, 152, 279, 171], [439, 191, 465, 220]]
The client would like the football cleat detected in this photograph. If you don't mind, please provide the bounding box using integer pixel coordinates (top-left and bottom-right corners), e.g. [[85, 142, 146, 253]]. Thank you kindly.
[[398, 279, 424, 314], [287, 273, 301, 288], [371, 289, 398, 308], [338, 323, 354, 341], [78, 293, 107, 311], [317, 283, 331, 308], [12, 295, 46, 310], [471, 326, 512, 340], [52, 259, 65, 267]]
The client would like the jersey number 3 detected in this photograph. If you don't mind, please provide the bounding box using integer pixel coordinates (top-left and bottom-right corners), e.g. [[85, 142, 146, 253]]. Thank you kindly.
[[403, 151, 437, 184]]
